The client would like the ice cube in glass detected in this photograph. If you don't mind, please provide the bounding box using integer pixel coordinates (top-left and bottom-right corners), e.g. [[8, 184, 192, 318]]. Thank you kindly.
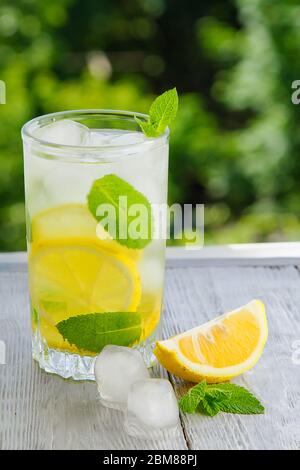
[[34, 119, 90, 146]]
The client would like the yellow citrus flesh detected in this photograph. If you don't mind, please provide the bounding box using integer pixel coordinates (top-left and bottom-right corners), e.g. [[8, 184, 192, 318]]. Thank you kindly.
[[138, 291, 162, 341], [29, 204, 161, 354], [154, 300, 268, 383], [31, 203, 141, 260], [29, 243, 142, 353]]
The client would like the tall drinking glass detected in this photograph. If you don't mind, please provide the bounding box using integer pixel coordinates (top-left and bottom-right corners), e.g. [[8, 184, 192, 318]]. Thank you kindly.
[[21, 110, 169, 380]]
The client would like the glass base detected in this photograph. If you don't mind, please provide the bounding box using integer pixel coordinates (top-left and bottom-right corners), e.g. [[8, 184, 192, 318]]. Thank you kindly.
[[32, 333, 157, 381]]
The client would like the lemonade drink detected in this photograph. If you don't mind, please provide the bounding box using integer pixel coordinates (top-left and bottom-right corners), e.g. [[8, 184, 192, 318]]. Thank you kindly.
[[22, 111, 169, 380]]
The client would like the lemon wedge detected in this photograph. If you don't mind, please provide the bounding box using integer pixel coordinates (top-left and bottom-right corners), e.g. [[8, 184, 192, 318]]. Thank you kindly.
[[154, 300, 268, 383]]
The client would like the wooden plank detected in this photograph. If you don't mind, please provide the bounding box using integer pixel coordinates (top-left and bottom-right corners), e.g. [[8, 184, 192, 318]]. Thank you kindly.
[[1, 257, 300, 449], [164, 266, 300, 450], [0, 271, 187, 450]]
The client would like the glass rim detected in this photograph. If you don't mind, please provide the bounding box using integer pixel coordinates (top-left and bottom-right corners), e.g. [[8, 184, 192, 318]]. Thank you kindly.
[[21, 109, 169, 153]]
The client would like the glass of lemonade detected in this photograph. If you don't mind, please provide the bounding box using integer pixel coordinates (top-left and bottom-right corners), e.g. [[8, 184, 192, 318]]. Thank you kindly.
[[21, 110, 169, 380]]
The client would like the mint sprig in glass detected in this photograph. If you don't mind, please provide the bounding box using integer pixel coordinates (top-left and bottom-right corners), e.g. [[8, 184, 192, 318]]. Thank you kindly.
[[22, 89, 177, 380], [135, 87, 178, 137]]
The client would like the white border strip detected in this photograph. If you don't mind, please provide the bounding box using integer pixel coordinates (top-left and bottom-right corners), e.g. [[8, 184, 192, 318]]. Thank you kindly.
[[1, 243, 300, 269], [167, 243, 300, 266], [0, 252, 28, 270]]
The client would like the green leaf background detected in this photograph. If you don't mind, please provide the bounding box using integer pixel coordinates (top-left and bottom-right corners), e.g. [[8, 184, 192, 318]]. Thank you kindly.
[[1, 0, 300, 251]]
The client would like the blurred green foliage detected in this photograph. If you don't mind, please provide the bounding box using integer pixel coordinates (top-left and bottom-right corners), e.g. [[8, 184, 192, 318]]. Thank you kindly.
[[0, 0, 300, 251]]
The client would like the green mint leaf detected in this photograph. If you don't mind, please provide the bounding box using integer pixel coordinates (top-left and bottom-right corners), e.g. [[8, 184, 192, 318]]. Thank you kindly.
[[179, 381, 265, 417], [199, 396, 221, 417], [136, 88, 178, 137], [40, 300, 66, 313], [134, 117, 157, 138], [149, 87, 178, 133], [56, 311, 141, 353], [178, 380, 206, 413], [204, 383, 233, 401], [198, 384, 233, 417], [31, 307, 38, 324], [206, 383, 265, 415], [87, 174, 153, 249]]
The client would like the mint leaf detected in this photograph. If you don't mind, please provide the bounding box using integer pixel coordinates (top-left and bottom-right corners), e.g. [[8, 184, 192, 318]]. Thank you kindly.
[[204, 383, 233, 401], [178, 382, 264, 417], [87, 174, 152, 249], [136, 88, 178, 137], [199, 397, 221, 417], [206, 383, 265, 415], [134, 118, 155, 137], [31, 307, 38, 324], [199, 384, 232, 417], [40, 300, 66, 313], [178, 380, 206, 413], [56, 311, 141, 353]]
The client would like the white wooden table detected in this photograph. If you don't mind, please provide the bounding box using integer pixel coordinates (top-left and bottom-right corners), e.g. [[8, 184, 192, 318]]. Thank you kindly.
[[0, 244, 300, 450]]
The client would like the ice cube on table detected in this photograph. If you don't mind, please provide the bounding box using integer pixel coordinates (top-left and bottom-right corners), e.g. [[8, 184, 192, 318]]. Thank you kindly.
[[94, 345, 150, 410], [34, 119, 90, 146], [124, 379, 180, 439]]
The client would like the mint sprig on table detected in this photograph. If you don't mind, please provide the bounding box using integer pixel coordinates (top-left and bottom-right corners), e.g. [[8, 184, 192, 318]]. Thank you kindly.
[[87, 174, 152, 249], [57, 311, 141, 353], [87, 90, 179, 245], [135, 87, 178, 137], [179, 381, 264, 417]]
